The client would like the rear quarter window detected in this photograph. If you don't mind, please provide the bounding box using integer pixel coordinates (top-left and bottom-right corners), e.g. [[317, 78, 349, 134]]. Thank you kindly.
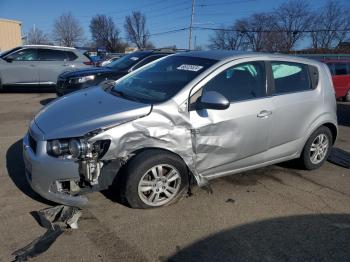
[[66, 51, 78, 61], [271, 62, 313, 95], [39, 49, 67, 61]]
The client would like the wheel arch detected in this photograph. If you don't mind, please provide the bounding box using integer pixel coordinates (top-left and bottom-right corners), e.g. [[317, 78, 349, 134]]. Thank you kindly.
[[124, 147, 200, 185], [322, 122, 337, 144]]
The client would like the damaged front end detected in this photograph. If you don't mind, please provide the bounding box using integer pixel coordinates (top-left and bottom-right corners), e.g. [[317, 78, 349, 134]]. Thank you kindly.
[[46, 136, 120, 197]]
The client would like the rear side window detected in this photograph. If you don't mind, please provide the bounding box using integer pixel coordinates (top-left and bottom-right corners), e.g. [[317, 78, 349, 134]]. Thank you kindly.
[[202, 61, 266, 102], [66, 51, 78, 61], [271, 62, 311, 94], [39, 49, 67, 61], [334, 63, 348, 75]]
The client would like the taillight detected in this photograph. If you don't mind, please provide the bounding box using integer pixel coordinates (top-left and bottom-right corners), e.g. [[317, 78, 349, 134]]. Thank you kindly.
[[83, 61, 93, 65]]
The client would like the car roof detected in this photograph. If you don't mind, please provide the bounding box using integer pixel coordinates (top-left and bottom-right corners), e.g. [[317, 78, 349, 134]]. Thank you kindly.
[[173, 50, 322, 65], [22, 45, 76, 50], [321, 59, 350, 63]]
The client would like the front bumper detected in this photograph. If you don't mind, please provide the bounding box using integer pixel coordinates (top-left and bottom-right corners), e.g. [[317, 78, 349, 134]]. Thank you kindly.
[[23, 127, 88, 207], [55, 78, 80, 96], [55, 77, 96, 96]]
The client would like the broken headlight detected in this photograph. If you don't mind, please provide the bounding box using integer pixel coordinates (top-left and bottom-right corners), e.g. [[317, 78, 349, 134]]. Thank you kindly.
[[68, 139, 88, 158], [47, 138, 110, 159]]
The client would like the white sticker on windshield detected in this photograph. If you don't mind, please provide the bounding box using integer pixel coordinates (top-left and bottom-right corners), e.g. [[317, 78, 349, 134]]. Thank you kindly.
[[130, 57, 139, 61], [177, 64, 203, 72]]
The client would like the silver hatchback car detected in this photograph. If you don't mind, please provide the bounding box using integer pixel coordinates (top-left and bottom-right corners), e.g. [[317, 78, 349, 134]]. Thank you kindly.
[[23, 51, 337, 208]]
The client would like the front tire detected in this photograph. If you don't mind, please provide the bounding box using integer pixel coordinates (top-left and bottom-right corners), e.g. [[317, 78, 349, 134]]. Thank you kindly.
[[121, 150, 189, 209], [300, 126, 332, 170]]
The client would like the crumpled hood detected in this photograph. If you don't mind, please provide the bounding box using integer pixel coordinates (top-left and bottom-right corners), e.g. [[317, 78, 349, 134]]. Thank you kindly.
[[59, 67, 117, 79], [34, 86, 152, 140]]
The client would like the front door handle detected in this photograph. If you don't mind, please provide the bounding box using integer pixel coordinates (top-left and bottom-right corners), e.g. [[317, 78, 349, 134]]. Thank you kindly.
[[257, 110, 272, 118]]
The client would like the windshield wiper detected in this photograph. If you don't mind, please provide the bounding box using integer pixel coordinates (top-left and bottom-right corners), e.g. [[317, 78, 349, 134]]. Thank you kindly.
[[110, 89, 125, 98], [109, 89, 142, 103]]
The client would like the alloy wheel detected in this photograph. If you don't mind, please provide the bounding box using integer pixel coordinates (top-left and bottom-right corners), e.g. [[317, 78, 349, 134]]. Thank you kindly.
[[309, 134, 329, 164], [137, 164, 181, 207]]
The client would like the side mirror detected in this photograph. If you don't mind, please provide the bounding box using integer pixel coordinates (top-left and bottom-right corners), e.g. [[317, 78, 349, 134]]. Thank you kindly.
[[4, 55, 14, 62], [196, 91, 230, 110]]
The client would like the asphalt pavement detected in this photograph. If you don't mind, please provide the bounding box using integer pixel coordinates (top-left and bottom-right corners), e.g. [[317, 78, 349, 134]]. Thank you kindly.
[[0, 93, 349, 261]]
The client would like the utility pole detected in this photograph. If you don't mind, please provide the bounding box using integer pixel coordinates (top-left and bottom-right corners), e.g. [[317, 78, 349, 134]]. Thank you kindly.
[[188, 0, 195, 50]]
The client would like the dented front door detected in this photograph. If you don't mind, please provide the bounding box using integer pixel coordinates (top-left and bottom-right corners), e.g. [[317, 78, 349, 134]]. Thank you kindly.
[[187, 59, 273, 177], [190, 97, 273, 176]]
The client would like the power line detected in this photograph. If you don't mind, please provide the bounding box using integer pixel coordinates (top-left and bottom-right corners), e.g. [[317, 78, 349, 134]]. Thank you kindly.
[[197, 0, 257, 7], [148, 27, 189, 37], [192, 26, 350, 33]]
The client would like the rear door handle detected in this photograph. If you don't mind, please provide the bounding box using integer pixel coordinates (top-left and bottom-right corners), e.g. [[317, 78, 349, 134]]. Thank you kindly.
[[257, 110, 272, 118]]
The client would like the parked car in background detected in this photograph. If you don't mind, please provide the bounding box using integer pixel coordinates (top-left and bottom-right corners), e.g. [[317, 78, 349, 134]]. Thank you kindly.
[[323, 60, 350, 101], [24, 51, 337, 208], [55, 49, 179, 96], [0, 45, 92, 90], [99, 54, 124, 67]]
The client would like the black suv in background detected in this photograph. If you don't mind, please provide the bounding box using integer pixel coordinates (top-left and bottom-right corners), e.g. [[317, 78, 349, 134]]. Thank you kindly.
[[56, 49, 179, 96]]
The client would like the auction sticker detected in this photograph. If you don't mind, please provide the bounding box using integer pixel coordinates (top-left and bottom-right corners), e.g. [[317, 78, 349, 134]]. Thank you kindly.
[[177, 64, 203, 72]]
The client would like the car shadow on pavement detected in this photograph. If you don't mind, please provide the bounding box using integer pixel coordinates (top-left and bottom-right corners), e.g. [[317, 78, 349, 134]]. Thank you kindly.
[[40, 98, 56, 106], [337, 102, 350, 127], [6, 139, 54, 205], [0, 86, 55, 93], [167, 214, 350, 262]]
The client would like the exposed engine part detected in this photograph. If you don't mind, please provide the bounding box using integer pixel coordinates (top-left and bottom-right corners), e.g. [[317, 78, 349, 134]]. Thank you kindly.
[[79, 159, 102, 185], [75, 140, 110, 186]]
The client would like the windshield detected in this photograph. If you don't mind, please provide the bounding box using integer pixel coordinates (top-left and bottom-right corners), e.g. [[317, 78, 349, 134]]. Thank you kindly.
[[110, 55, 217, 103], [105, 52, 149, 71], [0, 47, 22, 58]]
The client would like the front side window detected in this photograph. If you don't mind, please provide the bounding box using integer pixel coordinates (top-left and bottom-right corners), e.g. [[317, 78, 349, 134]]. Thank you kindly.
[[39, 49, 67, 61], [272, 62, 311, 94], [111, 55, 216, 103], [334, 63, 348, 75], [202, 61, 266, 102], [11, 49, 37, 61]]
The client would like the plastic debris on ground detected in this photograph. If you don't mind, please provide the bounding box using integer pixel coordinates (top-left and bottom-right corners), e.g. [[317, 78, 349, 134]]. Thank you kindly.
[[12, 205, 81, 262], [328, 148, 350, 169]]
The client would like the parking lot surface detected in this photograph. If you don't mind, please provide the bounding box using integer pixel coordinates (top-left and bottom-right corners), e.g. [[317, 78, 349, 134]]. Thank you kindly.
[[0, 93, 350, 261]]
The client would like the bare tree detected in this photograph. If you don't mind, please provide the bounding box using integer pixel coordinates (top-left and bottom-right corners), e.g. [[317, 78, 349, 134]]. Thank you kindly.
[[53, 13, 84, 47], [240, 13, 287, 52], [310, 1, 350, 49], [208, 24, 248, 50], [90, 14, 127, 52], [209, 13, 284, 52], [124, 11, 153, 49], [26, 26, 50, 45], [273, 0, 313, 52]]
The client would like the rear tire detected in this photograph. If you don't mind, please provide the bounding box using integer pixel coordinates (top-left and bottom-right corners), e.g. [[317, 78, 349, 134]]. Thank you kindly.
[[300, 126, 333, 170], [120, 150, 189, 209]]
